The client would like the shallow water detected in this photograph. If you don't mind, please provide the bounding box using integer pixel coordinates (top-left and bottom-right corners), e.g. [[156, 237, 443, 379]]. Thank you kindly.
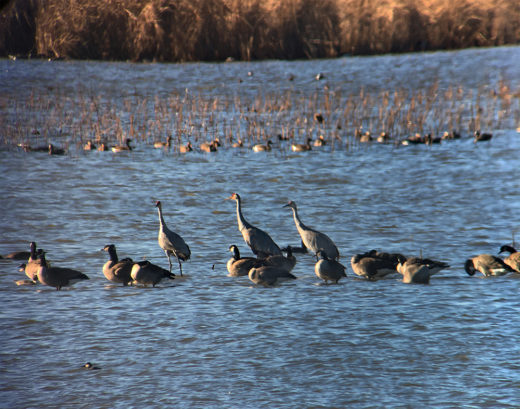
[[1, 47, 520, 408]]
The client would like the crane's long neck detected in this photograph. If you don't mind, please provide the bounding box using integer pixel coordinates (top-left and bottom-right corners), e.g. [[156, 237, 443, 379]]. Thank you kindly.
[[157, 206, 166, 231], [291, 207, 308, 232], [235, 197, 251, 231]]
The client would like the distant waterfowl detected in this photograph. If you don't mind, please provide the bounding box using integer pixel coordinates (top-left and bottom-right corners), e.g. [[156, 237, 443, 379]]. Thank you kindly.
[[18, 143, 48, 152], [154, 136, 172, 149], [97, 143, 109, 151], [155, 200, 191, 276], [498, 245, 520, 272], [350, 249, 402, 281], [248, 265, 296, 286], [48, 144, 65, 155], [227, 244, 261, 277], [111, 138, 133, 152], [441, 130, 461, 140], [227, 193, 282, 258], [131, 260, 175, 286], [424, 133, 442, 145], [313, 135, 326, 146], [291, 138, 313, 152], [377, 132, 391, 143], [464, 254, 514, 276], [315, 73, 325, 80], [179, 141, 193, 153], [396, 256, 449, 283], [283, 200, 339, 260], [314, 113, 324, 123], [200, 139, 220, 152], [83, 362, 100, 370], [359, 131, 372, 143], [231, 139, 244, 148], [261, 245, 297, 272], [101, 244, 133, 285], [401, 133, 424, 145], [36, 252, 89, 290], [83, 140, 96, 150], [473, 131, 492, 142], [252, 140, 273, 152], [2, 249, 31, 260], [315, 251, 347, 283]]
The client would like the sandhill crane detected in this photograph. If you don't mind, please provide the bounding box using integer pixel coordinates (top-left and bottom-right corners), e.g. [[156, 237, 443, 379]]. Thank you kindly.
[[226, 193, 282, 258], [248, 266, 296, 286], [396, 256, 449, 284], [36, 252, 89, 290], [154, 136, 172, 149], [283, 200, 339, 260], [101, 244, 134, 285], [315, 251, 347, 284], [131, 261, 175, 286], [227, 245, 261, 277], [155, 200, 191, 276], [112, 138, 133, 152], [252, 140, 273, 152], [350, 249, 403, 281], [464, 254, 514, 276], [499, 245, 520, 272]]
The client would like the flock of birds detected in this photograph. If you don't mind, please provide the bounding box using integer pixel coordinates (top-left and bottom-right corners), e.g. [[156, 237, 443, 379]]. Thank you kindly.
[[17, 125, 493, 156], [3, 193, 519, 290]]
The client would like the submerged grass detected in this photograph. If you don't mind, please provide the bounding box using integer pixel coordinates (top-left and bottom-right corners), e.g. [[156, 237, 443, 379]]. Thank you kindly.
[[2, 78, 519, 152], [1, 0, 519, 61]]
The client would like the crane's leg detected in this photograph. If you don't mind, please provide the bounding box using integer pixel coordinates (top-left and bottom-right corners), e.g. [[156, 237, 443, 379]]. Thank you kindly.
[[173, 251, 183, 276], [164, 250, 172, 273]]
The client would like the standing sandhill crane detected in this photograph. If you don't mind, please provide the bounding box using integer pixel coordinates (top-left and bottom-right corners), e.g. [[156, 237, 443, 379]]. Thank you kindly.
[[248, 265, 296, 286], [315, 251, 347, 284], [101, 244, 134, 285], [283, 200, 339, 260], [227, 245, 261, 277], [226, 193, 282, 258], [36, 252, 89, 290], [465, 254, 514, 276], [155, 201, 191, 276], [131, 261, 175, 286], [499, 245, 520, 272]]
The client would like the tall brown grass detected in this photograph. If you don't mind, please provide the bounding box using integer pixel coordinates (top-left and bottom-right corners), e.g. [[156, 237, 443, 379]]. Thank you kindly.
[[1, 0, 518, 61]]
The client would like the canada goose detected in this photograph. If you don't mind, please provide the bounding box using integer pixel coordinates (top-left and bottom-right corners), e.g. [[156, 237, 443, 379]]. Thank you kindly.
[[248, 266, 296, 286], [227, 245, 260, 277], [231, 139, 244, 148], [200, 139, 220, 152], [2, 250, 31, 260], [359, 131, 372, 143], [155, 200, 191, 276], [154, 136, 172, 148], [283, 200, 339, 260], [396, 256, 449, 283], [261, 246, 297, 272], [498, 245, 520, 272], [83, 362, 101, 370], [474, 131, 492, 142], [350, 250, 402, 280], [313, 135, 326, 146], [227, 193, 282, 258], [101, 244, 133, 285], [23, 242, 49, 281], [401, 133, 423, 145], [18, 143, 48, 152], [48, 144, 65, 155], [291, 138, 313, 152], [131, 260, 175, 286], [315, 73, 325, 80], [112, 139, 133, 152], [464, 254, 514, 276], [83, 140, 96, 150], [252, 140, 273, 152], [97, 143, 109, 151], [314, 113, 324, 123], [315, 251, 347, 283], [179, 141, 193, 153], [424, 133, 442, 145], [441, 130, 460, 140], [36, 253, 89, 290]]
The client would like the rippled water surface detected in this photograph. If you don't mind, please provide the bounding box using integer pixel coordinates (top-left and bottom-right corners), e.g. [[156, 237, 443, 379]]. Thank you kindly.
[[1, 47, 520, 408]]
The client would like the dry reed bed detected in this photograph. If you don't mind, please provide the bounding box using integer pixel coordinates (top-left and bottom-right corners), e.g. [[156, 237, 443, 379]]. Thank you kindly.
[[2, 80, 519, 152], [1, 0, 519, 61]]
